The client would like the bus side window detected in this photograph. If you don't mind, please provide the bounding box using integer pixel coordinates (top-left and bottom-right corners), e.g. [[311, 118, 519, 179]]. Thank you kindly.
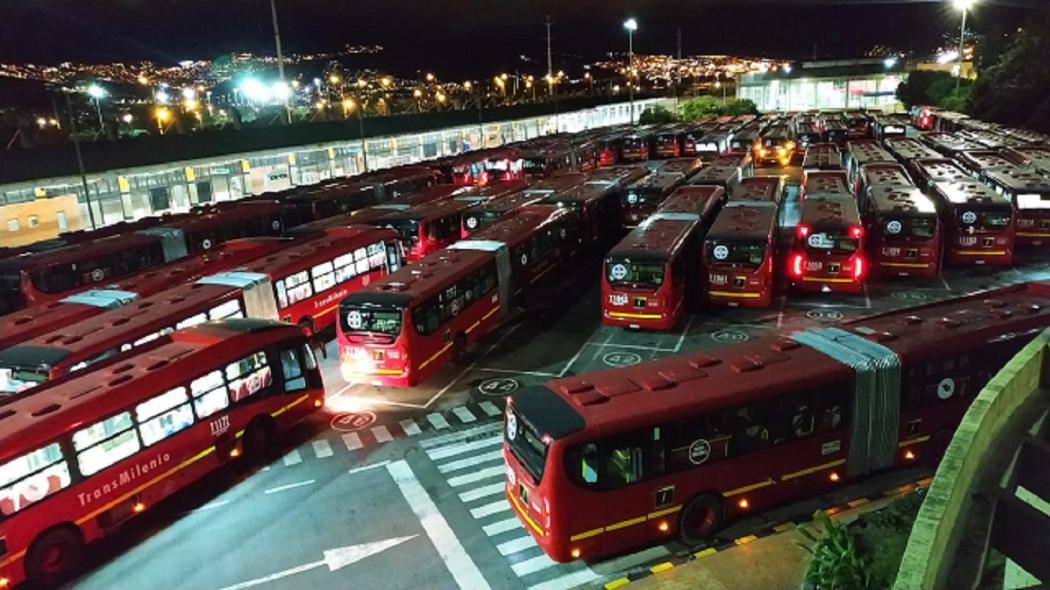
[[280, 348, 306, 392], [603, 434, 646, 489], [302, 344, 318, 370], [580, 443, 599, 485]]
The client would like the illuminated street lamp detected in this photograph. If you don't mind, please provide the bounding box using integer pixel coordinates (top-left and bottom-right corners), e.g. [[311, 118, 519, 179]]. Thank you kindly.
[[952, 0, 975, 91], [155, 107, 171, 134], [436, 91, 447, 104], [121, 113, 133, 124], [425, 72, 435, 83], [623, 18, 638, 124], [86, 84, 107, 131], [464, 81, 473, 91]]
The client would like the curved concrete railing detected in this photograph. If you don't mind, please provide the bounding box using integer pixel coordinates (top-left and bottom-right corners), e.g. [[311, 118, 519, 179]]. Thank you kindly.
[[893, 329, 1050, 590]]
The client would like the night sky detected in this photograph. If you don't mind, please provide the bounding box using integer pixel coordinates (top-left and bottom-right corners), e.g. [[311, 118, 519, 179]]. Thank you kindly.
[[0, 0, 1038, 76]]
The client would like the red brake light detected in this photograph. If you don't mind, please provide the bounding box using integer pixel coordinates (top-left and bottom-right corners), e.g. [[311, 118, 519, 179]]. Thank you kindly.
[[790, 253, 806, 278], [852, 255, 865, 280], [797, 224, 810, 239], [850, 225, 864, 239]]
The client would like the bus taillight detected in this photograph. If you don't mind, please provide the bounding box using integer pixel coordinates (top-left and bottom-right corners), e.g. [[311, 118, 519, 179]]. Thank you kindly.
[[851, 255, 866, 280], [790, 253, 806, 279], [850, 225, 864, 239], [797, 224, 810, 239]]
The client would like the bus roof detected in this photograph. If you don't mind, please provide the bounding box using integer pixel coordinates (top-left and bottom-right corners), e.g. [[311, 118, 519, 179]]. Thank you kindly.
[[804, 171, 851, 196], [659, 185, 726, 217], [458, 206, 572, 249], [0, 233, 165, 274], [860, 163, 913, 188], [706, 201, 779, 241], [658, 158, 703, 177], [687, 166, 739, 187], [733, 176, 784, 203], [0, 320, 302, 462], [957, 150, 1018, 173], [930, 180, 1011, 208], [628, 172, 687, 192], [344, 248, 493, 308], [921, 132, 987, 155], [585, 166, 650, 188], [522, 174, 587, 195], [911, 158, 971, 184], [867, 184, 938, 216], [799, 195, 862, 226], [465, 191, 545, 215], [885, 138, 942, 162], [382, 198, 474, 224], [981, 166, 1050, 194], [846, 140, 895, 165], [606, 218, 698, 262]]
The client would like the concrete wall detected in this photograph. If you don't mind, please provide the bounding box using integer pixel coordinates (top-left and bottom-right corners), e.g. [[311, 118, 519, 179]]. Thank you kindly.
[[893, 330, 1050, 590]]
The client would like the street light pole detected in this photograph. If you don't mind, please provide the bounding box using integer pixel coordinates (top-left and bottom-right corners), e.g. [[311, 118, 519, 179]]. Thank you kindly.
[[63, 92, 99, 229], [269, 0, 291, 124], [624, 18, 638, 125], [954, 0, 972, 93]]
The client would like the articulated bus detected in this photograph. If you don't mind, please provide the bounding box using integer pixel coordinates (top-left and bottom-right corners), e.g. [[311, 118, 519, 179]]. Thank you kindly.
[[320, 199, 473, 263], [862, 183, 941, 278], [0, 227, 399, 395], [843, 141, 895, 193], [602, 186, 725, 330], [622, 174, 691, 228], [338, 207, 578, 387], [955, 150, 1021, 179], [0, 238, 290, 352], [462, 192, 545, 237], [0, 320, 324, 588], [730, 176, 785, 205], [787, 195, 867, 293], [927, 179, 1015, 266], [545, 168, 646, 245], [703, 200, 780, 307], [1008, 146, 1050, 176], [978, 166, 1050, 247], [503, 282, 1050, 562]]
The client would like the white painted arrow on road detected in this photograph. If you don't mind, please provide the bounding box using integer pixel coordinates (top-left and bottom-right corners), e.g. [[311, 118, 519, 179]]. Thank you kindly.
[[218, 534, 418, 590]]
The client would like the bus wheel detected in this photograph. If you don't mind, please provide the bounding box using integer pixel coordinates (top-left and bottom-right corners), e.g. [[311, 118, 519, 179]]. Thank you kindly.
[[451, 334, 468, 364], [26, 526, 84, 587], [243, 416, 277, 462], [679, 494, 724, 545]]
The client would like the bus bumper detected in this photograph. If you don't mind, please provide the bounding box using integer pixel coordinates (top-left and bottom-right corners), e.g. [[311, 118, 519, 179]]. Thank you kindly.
[[706, 289, 772, 308], [602, 309, 676, 331]]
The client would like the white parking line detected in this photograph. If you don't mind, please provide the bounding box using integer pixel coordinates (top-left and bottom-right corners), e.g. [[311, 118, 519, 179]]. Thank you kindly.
[[426, 413, 451, 430], [342, 433, 363, 451], [511, 553, 558, 577], [312, 439, 333, 458], [496, 535, 537, 556], [263, 479, 315, 495], [447, 465, 505, 488], [478, 367, 559, 378], [282, 449, 302, 466], [348, 460, 390, 474], [400, 419, 422, 436], [195, 500, 230, 512], [387, 460, 491, 590], [371, 425, 393, 443], [673, 314, 695, 353], [459, 482, 506, 503], [421, 422, 500, 448], [452, 406, 477, 423], [469, 499, 509, 519], [479, 401, 502, 417], [482, 517, 522, 537], [427, 436, 503, 462], [526, 569, 599, 590], [438, 449, 503, 473]]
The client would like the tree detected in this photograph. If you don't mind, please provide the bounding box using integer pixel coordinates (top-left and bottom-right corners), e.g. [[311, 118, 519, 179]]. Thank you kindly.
[[724, 98, 759, 116], [679, 96, 723, 121], [638, 105, 677, 124]]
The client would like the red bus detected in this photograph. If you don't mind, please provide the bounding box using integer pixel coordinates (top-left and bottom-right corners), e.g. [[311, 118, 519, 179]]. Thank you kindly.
[[703, 200, 779, 307], [602, 186, 725, 330], [519, 142, 575, 179], [542, 176, 637, 246], [462, 192, 542, 237], [502, 282, 1050, 563], [844, 111, 873, 140], [0, 227, 399, 395], [908, 158, 972, 192], [653, 128, 685, 159], [658, 157, 703, 179], [927, 179, 1015, 266], [920, 132, 987, 159], [800, 170, 852, 204], [596, 133, 629, 167], [686, 166, 742, 194], [338, 206, 579, 386], [843, 141, 895, 194], [977, 165, 1050, 247], [283, 180, 379, 222], [788, 195, 867, 293], [863, 183, 942, 278], [884, 138, 942, 171], [856, 163, 914, 209], [622, 173, 690, 228], [730, 176, 785, 205], [432, 148, 524, 186], [1008, 146, 1050, 176], [802, 143, 844, 176], [0, 238, 290, 352], [619, 133, 654, 163], [0, 319, 324, 587], [873, 115, 909, 142]]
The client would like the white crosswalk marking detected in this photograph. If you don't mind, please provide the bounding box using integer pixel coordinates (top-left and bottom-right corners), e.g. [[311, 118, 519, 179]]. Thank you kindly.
[[420, 422, 500, 448], [399, 419, 422, 436], [459, 482, 506, 503], [479, 400, 502, 417], [511, 553, 558, 577], [447, 466, 504, 488], [342, 433, 363, 451], [371, 425, 393, 443], [312, 439, 333, 458], [452, 406, 477, 423], [526, 569, 600, 590], [496, 535, 537, 556], [426, 412, 450, 430], [482, 517, 522, 537], [469, 499, 509, 519], [426, 436, 502, 462], [282, 449, 302, 466], [437, 449, 503, 474]]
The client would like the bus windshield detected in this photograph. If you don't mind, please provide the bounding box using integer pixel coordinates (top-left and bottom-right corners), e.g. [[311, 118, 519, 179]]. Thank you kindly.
[[388, 220, 420, 245], [341, 305, 403, 336], [706, 241, 768, 269], [605, 258, 665, 288], [803, 231, 858, 254], [0, 367, 47, 395], [506, 406, 548, 482], [0, 271, 25, 315], [883, 216, 937, 239]]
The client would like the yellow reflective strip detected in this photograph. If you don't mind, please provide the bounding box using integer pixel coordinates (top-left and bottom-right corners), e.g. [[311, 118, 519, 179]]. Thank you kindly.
[[708, 290, 762, 299], [569, 527, 605, 542], [735, 534, 758, 545], [956, 250, 1007, 256], [76, 445, 218, 525], [465, 320, 482, 334], [418, 341, 454, 370], [608, 311, 663, 320], [482, 305, 501, 320], [508, 488, 545, 537], [780, 458, 847, 482], [365, 368, 404, 375], [695, 547, 718, 559], [801, 276, 855, 284], [898, 435, 931, 448], [605, 515, 648, 532], [605, 578, 631, 590], [647, 505, 682, 519], [0, 548, 27, 569], [271, 394, 310, 418], [880, 261, 931, 269], [650, 562, 675, 573], [1017, 232, 1050, 238], [315, 302, 339, 319], [723, 478, 776, 497]]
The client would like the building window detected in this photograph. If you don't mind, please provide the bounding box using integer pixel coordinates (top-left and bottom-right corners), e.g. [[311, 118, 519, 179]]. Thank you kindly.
[[6, 219, 19, 233], [27, 216, 40, 229]]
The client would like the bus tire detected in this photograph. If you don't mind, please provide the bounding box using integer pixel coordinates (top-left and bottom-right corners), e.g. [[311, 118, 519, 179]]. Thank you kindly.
[[679, 493, 725, 545], [243, 416, 277, 462], [451, 334, 468, 364], [26, 525, 84, 587]]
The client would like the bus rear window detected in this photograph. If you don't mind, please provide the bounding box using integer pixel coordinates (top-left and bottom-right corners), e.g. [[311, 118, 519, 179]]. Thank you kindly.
[[884, 217, 936, 239], [803, 232, 858, 254], [605, 258, 665, 288], [341, 305, 403, 336], [707, 241, 768, 268], [958, 210, 1011, 229], [0, 367, 47, 395]]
